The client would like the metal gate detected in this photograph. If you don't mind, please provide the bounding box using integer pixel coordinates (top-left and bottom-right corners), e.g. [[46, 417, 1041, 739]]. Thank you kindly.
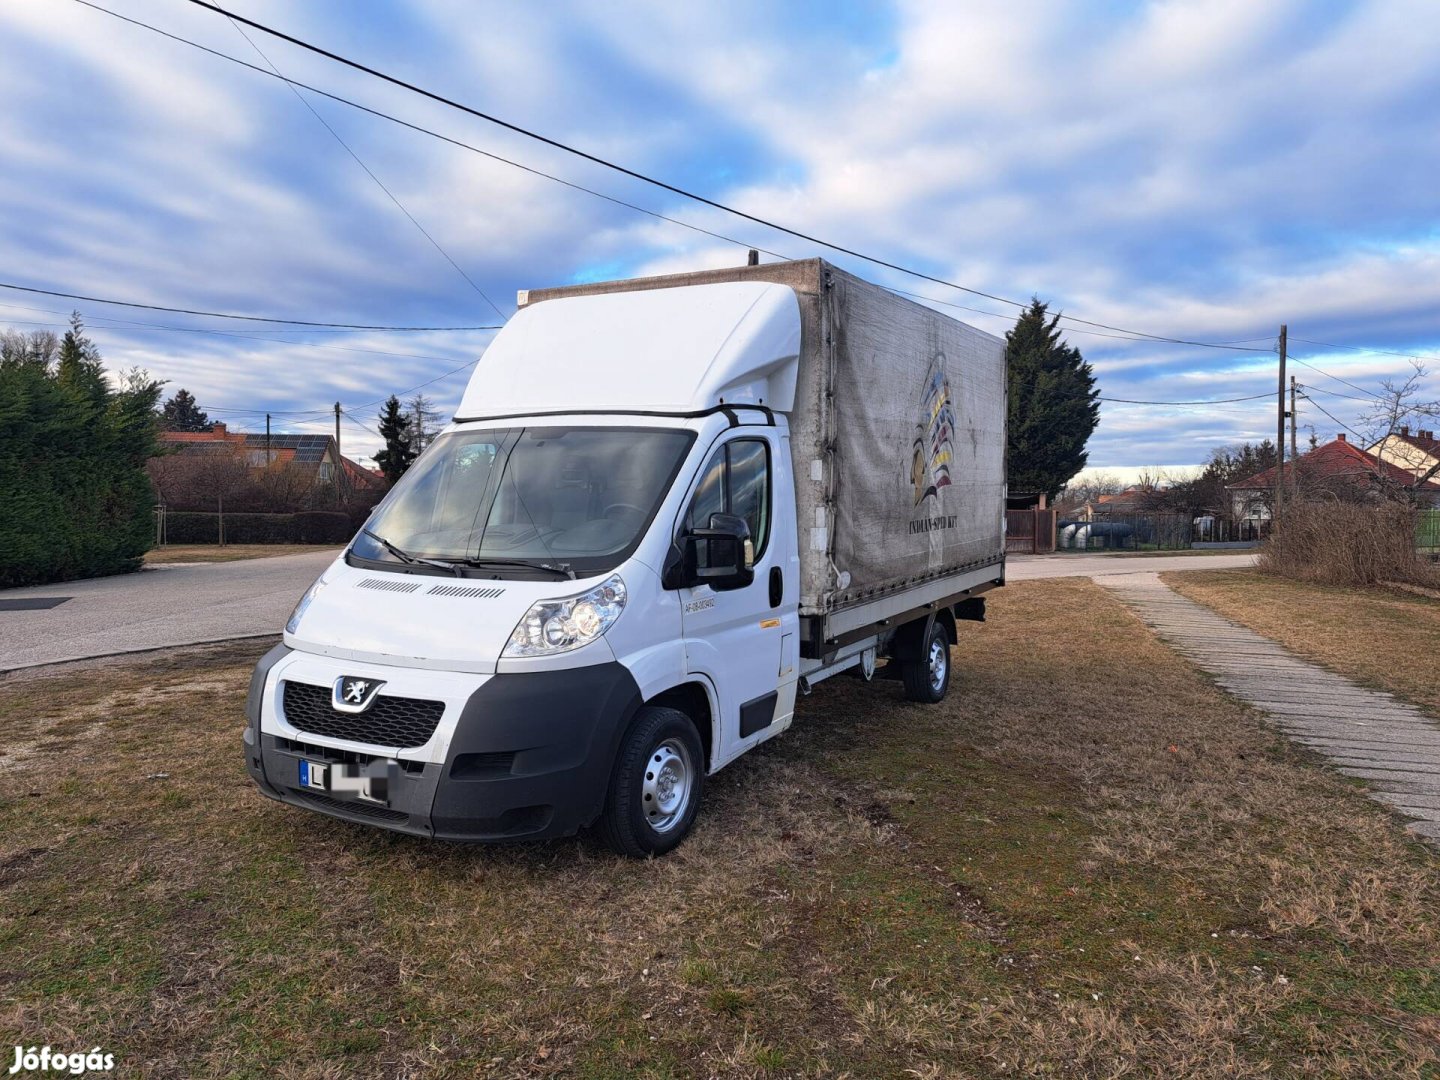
[[1005, 509, 1057, 554]]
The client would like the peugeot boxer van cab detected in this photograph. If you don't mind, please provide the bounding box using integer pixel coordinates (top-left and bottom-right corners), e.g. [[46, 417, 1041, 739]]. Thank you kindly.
[[244, 259, 1006, 856]]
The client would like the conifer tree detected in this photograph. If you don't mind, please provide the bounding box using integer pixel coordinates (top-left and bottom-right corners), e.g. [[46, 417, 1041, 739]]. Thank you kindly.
[[159, 388, 212, 432], [1005, 299, 1100, 498], [374, 395, 416, 482]]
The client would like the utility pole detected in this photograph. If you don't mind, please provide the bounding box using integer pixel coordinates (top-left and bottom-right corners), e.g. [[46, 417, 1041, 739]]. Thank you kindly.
[[265, 412, 272, 466], [1289, 376, 1298, 461], [1274, 324, 1287, 526], [334, 401, 342, 463]]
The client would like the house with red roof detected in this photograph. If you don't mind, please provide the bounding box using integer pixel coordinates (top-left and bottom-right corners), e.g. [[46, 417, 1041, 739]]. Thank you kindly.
[[1227, 434, 1440, 521], [1367, 426, 1440, 487], [154, 422, 385, 506]]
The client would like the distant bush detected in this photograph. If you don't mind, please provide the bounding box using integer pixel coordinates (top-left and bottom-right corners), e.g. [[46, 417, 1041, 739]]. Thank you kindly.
[[161, 511, 357, 545], [1260, 501, 1438, 588]]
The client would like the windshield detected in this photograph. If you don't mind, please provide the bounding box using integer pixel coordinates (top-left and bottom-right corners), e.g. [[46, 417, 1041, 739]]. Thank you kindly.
[[350, 426, 695, 576]]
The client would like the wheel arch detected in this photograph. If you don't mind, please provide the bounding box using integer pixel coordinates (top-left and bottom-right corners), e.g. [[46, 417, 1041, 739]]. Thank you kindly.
[[935, 606, 958, 646], [644, 680, 717, 772]]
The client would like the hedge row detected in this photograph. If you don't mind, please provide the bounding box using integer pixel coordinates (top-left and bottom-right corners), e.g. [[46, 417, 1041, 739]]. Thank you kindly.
[[1, 324, 162, 588], [162, 511, 356, 545]]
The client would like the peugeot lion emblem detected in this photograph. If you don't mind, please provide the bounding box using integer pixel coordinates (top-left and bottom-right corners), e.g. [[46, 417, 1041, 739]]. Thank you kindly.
[[333, 675, 385, 713]]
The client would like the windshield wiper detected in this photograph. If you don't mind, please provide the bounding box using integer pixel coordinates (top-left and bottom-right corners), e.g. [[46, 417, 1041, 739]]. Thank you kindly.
[[451, 556, 576, 580], [361, 529, 462, 575]]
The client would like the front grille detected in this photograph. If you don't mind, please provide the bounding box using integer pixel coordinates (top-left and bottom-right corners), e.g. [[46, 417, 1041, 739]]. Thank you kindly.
[[281, 681, 445, 749], [297, 790, 409, 823]]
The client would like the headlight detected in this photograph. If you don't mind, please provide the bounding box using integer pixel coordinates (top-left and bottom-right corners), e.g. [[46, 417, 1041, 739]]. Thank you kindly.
[[504, 575, 626, 657], [285, 577, 327, 635]]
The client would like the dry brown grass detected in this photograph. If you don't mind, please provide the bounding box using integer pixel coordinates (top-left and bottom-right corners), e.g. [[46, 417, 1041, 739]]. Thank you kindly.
[[143, 544, 338, 564], [2, 579, 1438, 1077], [1260, 500, 1439, 587], [1167, 568, 1440, 717]]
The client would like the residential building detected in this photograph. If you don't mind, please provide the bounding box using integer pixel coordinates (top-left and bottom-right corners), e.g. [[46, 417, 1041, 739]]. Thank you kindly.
[[1227, 434, 1440, 521], [154, 422, 385, 504], [1367, 426, 1440, 485]]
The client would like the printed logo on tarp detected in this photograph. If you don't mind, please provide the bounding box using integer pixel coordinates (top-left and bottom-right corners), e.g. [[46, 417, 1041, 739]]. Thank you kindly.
[[909, 356, 956, 508], [8, 1047, 114, 1075], [908, 514, 958, 536]]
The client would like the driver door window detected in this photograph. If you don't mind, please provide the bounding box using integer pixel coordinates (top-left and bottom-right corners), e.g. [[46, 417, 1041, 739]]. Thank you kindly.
[[684, 439, 771, 559]]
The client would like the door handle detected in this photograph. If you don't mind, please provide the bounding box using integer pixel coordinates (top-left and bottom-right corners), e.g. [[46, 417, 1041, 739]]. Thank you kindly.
[[768, 566, 782, 608]]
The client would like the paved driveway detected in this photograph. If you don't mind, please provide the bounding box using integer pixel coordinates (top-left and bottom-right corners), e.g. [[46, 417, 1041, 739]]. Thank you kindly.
[[0, 550, 338, 673], [1, 549, 1258, 673]]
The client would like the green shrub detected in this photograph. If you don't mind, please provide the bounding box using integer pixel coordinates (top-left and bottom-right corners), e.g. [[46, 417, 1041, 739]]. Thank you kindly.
[[0, 320, 162, 588]]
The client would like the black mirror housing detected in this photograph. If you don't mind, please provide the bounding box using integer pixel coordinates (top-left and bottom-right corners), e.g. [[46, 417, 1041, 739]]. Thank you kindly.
[[661, 512, 754, 592]]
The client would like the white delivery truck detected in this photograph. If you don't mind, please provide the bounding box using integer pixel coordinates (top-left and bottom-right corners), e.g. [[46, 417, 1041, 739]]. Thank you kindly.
[[244, 259, 1006, 856]]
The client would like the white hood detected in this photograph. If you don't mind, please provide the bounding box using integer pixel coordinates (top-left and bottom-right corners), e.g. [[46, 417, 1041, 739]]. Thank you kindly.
[[284, 562, 615, 673]]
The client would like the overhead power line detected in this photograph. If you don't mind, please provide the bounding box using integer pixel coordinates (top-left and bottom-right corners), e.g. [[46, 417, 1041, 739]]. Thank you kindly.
[[1288, 355, 1382, 398], [157, 0, 1270, 354], [0, 300, 480, 363], [1299, 383, 1385, 405], [1294, 337, 1440, 366], [283, 358, 483, 426], [1298, 392, 1370, 446], [71, 1, 795, 262], [0, 281, 500, 331], [1097, 392, 1274, 406], [213, 2, 506, 320]]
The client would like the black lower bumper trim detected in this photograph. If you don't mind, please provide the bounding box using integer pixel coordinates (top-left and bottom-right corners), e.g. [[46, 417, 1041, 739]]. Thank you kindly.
[[248, 659, 643, 842]]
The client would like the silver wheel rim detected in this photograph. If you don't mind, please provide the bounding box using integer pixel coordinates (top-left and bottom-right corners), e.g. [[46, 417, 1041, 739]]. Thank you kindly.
[[927, 638, 948, 694], [642, 738, 693, 834]]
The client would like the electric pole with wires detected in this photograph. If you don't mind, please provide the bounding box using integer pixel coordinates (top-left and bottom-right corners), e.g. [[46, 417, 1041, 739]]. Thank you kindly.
[[1275, 324, 1287, 526]]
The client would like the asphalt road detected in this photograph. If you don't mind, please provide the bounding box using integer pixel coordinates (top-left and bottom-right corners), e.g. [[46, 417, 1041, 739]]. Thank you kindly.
[[0, 550, 338, 673], [1006, 551, 1259, 580], [0, 549, 1257, 673]]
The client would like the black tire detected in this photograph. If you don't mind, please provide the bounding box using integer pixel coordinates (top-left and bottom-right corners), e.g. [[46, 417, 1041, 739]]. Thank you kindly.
[[901, 620, 951, 704], [598, 705, 705, 858]]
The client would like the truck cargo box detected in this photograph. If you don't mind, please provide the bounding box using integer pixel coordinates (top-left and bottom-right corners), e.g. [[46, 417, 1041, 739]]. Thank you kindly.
[[520, 258, 1007, 628]]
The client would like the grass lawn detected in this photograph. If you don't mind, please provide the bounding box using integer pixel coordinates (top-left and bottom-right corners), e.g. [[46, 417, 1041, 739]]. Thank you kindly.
[[144, 544, 339, 565], [1044, 547, 1258, 558], [2, 579, 1439, 1077], [1166, 569, 1440, 717]]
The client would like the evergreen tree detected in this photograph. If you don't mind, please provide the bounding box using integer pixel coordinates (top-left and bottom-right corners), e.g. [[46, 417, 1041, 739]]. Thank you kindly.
[[159, 388, 212, 432], [1005, 299, 1100, 498], [0, 317, 162, 586], [374, 395, 416, 482]]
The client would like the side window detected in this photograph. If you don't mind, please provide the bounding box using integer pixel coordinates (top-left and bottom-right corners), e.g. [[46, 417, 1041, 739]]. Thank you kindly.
[[683, 438, 771, 558]]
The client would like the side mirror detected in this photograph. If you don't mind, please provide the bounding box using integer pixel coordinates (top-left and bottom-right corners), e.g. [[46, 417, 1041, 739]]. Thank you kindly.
[[662, 512, 755, 592]]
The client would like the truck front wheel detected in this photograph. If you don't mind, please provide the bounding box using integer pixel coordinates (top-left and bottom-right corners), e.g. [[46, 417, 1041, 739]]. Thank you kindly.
[[901, 621, 952, 704], [598, 706, 705, 858]]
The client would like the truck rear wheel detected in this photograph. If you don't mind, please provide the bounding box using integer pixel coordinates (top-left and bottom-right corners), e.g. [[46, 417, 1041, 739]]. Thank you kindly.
[[901, 621, 951, 704], [598, 706, 705, 858]]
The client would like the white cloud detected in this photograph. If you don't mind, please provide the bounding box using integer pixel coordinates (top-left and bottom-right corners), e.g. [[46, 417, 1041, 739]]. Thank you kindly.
[[3, 0, 1439, 470]]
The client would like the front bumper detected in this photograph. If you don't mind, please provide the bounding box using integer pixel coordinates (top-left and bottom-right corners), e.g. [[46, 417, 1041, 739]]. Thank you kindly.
[[244, 645, 643, 841]]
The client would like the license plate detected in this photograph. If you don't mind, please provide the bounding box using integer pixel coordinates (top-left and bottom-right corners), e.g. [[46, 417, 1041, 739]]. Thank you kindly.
[[298, 759, 328, 790]]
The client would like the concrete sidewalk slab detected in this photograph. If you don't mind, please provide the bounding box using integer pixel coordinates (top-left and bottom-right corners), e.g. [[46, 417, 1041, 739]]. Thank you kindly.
[[1101, 571, 1440, 849]]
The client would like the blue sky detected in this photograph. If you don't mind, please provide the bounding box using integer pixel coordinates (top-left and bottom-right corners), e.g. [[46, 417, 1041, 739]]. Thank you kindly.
[[3, 0, 1439, 476]]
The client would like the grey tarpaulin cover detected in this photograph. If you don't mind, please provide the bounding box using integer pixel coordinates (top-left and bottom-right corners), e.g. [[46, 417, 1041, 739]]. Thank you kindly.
[[522, 259, 1007, 617]]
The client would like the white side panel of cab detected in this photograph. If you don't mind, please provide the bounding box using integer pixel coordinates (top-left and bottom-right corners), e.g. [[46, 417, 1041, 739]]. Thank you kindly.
[[457, 283, 801, 418]]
